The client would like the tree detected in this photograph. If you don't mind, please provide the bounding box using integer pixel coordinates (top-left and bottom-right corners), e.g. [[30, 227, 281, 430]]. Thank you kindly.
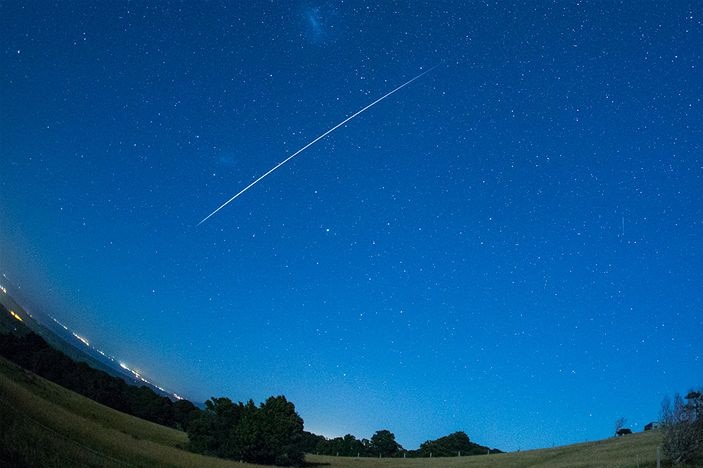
[[0, 331, 195, 430], [417, 431, 483, 457], [187, 408, 222, 455], [255, 396, 305, 466], [300, 431, 326, 454], [173, 399, 201, 431], [187, 395, 304, 466], [230, 400, 262, 462], [370, 429, 402, 457], [188, 397, 243, 457], [662, 390, 703, 464], [316, 434, 365, 457], [614, 417, 626, 436], [127, 385, 176, 426]]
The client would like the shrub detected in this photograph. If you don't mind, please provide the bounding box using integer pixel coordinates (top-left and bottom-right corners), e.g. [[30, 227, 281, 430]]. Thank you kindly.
[[662, 390, 702, 464]]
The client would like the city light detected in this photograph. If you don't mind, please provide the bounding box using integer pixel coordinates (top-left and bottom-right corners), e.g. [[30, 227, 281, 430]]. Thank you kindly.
[[72, 332, 90, 347], [48, 316, 182, 401]]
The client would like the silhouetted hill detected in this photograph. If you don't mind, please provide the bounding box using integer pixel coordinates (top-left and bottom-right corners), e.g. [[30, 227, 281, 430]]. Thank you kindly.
[[0, 291, 179, 399], [0, 299, 32, 336], [0, 325, 200, 430]]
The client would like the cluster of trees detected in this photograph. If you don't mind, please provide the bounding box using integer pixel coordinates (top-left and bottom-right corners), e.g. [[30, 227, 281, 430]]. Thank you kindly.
[[0, 332, 200, 430], [416, 431, 500, 456], [0, 329, 308, 466], [662, 390, 703, 465], [1, 317, 501, 467], [186, 396, 304, 466], [301, 429, 499, 458], [302, 429, 403, 458]]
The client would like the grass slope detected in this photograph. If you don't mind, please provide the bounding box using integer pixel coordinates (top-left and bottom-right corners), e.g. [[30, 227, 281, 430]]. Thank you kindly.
[[0, 353, 682, 468], [308, 429, 665, 467], [0, 356, 256, 468]]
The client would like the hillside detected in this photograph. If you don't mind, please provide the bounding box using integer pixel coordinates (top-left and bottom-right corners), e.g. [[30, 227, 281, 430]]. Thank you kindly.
[[307, 430, 665, 467], [0, 292, 178, 399], [1, 352, 675, 468], [0, 298, 32, 336], [0, 296, 128, 377], [0, 355, 257, 468]]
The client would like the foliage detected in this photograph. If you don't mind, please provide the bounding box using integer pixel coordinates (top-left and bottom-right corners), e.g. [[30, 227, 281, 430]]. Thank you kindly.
[[173, 398, 201, 432], [309, 429, 403, 458], [369, 429, 403, 457], [187, 395, 305, 466], [0, 331, 200, 430], [331, 434, 367, 457], [0, 355, 255, 468], [415, 431, 498, 457], [0, 329, 305, 465], [306, 429, 664, 467], [306, 429, 501, 459], [662, 390, 703, 464], [300, 430, 327, 453], [3, 348, 669, 468], [301, 431, 368, 457]]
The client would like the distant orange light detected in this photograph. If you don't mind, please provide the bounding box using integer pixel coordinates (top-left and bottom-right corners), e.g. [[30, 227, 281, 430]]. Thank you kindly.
[[9, 310, 23, 322]]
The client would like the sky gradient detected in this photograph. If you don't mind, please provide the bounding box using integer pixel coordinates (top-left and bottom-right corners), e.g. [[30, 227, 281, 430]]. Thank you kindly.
[[1, 1, 702, 451]]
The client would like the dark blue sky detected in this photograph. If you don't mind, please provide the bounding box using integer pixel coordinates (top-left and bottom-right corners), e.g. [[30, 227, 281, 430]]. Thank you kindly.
[[1, 1, 701, 451]]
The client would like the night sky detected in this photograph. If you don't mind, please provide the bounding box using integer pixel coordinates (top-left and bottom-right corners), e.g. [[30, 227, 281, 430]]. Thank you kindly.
[[1, 1, 702, 452]]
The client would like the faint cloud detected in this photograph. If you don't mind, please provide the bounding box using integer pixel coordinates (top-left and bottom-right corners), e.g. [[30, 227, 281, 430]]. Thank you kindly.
[[301, 2, 339, 45], [306, 7, 324, 39]]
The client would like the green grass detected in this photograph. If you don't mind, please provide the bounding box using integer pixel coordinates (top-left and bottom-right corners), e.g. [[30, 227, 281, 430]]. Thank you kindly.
[[307, 430, 666, 467], [0, 354, 691, 467], [0, 356, 257, 468]]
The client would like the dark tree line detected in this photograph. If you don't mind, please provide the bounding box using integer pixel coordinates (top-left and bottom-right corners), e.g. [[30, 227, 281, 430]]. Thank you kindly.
[[0, 332, 200, 430], [1, 317, 501, 467], [301, 429, 500, 458], [0, 330, 308, 466], [301, 429, 402, 457], [416, 431, 500, 456], [186, 395, 304, 466]]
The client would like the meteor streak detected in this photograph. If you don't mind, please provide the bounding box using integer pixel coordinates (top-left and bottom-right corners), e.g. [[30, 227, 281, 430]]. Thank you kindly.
[[197, 66, 437, 225]]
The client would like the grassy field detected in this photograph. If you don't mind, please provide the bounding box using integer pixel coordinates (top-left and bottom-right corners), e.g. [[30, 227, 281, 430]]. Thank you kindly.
[[0, 354, 687, 467], [307, 430, 666, 468], [0, 356, 257, 468]]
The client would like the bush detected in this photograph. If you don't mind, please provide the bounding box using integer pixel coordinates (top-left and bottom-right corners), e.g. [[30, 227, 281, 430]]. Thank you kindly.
[[662, 390, 703, 465], [187, 395, 304, 466]]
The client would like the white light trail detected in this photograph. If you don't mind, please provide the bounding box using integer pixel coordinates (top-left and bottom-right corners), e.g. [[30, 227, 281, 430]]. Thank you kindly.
[[197, 66, 438, 225]]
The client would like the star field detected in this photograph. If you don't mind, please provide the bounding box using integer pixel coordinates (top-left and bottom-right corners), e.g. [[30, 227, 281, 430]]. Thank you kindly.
[[1, 1, 702, 451]]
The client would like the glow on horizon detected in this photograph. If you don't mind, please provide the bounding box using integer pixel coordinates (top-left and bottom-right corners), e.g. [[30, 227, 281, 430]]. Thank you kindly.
[[48, 315, 182, 401], [72, 332, 90, 347], [50, 316, 69, 331]]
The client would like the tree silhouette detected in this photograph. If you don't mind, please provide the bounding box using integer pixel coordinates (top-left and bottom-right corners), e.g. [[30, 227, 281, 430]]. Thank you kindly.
[[662, 390, 703, 464], [187, 395, 304, 466], [614, 417, 626, 436], [370, 429, 402, 457]]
